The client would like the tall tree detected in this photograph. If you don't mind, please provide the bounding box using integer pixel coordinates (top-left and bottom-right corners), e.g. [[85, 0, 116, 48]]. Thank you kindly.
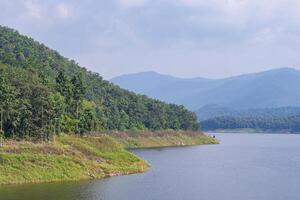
[[48, 92, 65, 135], [71, 72, 86, 133]]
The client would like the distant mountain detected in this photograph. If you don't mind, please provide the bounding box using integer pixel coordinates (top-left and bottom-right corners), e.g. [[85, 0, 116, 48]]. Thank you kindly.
[[112, 68, 300, 110], [196, 104, 239, 120], [196, 104, 300, 121]]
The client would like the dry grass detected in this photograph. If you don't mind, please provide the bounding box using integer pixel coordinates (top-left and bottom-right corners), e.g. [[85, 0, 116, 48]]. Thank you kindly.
[[108, 130, 218, 148]]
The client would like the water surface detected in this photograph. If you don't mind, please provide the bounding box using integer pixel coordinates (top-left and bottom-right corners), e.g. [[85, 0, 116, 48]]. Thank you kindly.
[[1, 133, 300, 200]]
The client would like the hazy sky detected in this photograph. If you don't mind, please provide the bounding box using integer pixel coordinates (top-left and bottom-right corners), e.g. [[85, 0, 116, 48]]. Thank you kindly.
[[1, 0, 300, 79]]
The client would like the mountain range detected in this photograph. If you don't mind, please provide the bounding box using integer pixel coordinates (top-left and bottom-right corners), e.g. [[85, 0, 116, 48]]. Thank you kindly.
[[112, 68, 300, 111]]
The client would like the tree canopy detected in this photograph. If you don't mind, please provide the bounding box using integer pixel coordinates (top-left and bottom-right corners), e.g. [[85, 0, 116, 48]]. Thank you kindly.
[[201, 116, 300, 133]]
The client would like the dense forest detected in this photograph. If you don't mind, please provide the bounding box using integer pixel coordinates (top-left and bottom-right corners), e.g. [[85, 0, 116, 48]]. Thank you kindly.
[[0, 26, 198, 139], [201, 116, 300, 133]]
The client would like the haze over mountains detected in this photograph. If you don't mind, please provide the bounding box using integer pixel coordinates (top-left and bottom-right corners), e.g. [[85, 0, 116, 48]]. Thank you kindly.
[[112, 68, 300, 111]]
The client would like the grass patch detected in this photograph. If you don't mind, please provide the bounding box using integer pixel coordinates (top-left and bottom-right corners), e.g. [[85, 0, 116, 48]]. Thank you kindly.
[[0, 134, 149, 185], [110, 130, 218, 149]]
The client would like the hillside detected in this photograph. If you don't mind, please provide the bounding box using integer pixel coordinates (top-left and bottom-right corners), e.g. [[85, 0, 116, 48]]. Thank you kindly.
[[112, 68, 300, 110], [197, 105, 300, 132], [201, 115, 300, 133], [0, 26, 198, 139], [196, 104, 300, 120]]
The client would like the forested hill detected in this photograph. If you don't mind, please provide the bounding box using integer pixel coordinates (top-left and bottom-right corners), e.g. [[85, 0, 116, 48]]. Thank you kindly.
[[196, 104, 300, 120], [201, 116, 300, 133], [0, 26, 198, 139], [198, 105, 300, 133]]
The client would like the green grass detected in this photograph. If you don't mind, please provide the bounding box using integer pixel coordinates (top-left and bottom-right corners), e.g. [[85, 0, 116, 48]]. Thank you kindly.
[[0, 134, 149, 185]]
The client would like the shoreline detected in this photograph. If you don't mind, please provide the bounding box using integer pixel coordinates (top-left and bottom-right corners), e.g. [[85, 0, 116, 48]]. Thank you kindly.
[[111, 130, 218, 149], [205, 128, 300, 134], [0, 131, 217, 185]]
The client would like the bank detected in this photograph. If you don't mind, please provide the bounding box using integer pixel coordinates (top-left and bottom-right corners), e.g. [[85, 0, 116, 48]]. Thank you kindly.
[[0, 131, 217, 185]]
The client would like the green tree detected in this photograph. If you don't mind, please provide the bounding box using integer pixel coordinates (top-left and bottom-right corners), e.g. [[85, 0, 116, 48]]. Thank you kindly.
[[49, 92, 65, 135], [71, 72, 86, 133]]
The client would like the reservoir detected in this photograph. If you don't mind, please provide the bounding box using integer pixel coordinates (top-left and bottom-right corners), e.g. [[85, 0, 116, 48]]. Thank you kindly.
[[1, 133, 300, 200]]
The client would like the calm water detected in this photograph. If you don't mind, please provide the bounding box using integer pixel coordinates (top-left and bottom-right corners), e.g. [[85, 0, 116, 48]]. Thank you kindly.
[[1, 133, 300, 200]]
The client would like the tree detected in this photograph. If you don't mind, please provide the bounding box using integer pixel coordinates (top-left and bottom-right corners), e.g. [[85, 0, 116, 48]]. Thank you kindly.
[[71, 72, 86, 134], [79, 100, 98, 133], [49, 92, 65, 135], [56, 71, 72, 105], [0, 66, 18, 138], [29, 83, 51, 139]]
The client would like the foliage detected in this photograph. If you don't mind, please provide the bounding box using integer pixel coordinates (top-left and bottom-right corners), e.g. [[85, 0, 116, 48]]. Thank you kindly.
[[197, 104, 300, 121], [201, 115, 300, 133], [0, 25, 198, 139]]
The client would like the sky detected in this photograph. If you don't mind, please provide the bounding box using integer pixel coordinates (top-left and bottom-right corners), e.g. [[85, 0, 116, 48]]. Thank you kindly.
[[1, 0, 300, 79]]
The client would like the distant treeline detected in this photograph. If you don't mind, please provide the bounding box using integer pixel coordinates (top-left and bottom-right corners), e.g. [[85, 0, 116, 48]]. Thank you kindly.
[[0, 26, 198, 139], [197, 104, 300, 121], [201, 116, 300, 132]]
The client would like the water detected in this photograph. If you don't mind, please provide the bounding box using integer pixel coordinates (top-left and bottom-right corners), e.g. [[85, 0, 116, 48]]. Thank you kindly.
[[1, 133, 300, 200]]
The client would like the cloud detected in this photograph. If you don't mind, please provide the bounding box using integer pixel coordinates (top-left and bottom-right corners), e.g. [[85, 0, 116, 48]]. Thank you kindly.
[[24, 0, 42, 19], [177, 0, 300, 22], [119, 0, 147, 8], [178, 0, 210, 7], [56, 3, 73, 18], [3, 0, 300, 79], [21, 0, 73, 21]]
